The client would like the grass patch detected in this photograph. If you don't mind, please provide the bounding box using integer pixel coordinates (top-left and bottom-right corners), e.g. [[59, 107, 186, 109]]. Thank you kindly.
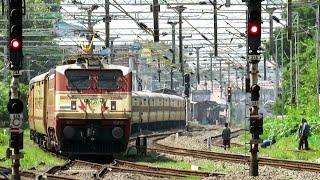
[[122, 151, 192, 170], [0, 129, 65, 170], [229, 133, 320, 161], [121, 150, 234, 176]]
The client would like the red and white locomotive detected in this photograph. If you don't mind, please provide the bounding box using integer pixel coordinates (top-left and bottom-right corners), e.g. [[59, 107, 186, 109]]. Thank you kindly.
[[28, 55, 132, 155]]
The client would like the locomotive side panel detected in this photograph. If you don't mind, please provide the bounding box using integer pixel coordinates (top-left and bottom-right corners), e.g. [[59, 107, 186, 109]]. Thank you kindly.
[[46, 73, 56, 129], [28, 84, 35, 131], [33, 77, 47, 135]]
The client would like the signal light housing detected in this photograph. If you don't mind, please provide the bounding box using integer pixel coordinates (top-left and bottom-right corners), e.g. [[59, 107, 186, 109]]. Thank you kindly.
[[247, 0, 262, 54], [10, 39, 22, 50], [227, 86, 232, 102], [7, 99, 24, 114], [8, 0, 23, 70], [248, 22, 260, 36], [251, 84, 260, 101]]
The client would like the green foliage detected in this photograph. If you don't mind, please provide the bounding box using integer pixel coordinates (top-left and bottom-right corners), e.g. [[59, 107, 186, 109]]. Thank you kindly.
[[270, 0, 319, 123], [0, 129, 65, 169], [0, 78, 29, 123], [0, 82, 9, 122], [272, 98, 283, 115], [1, 0, 66, 84], [258, 135, 320, 161], [231, 118, 320, 161]]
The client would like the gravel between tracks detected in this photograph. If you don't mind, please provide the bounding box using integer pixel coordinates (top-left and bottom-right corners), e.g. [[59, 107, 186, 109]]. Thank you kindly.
[[102, 172, 170, 180], [156, 126, 320, 180]]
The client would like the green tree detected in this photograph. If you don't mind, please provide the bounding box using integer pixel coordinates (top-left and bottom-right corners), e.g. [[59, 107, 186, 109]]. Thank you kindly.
[[0, 0, 63, 122]]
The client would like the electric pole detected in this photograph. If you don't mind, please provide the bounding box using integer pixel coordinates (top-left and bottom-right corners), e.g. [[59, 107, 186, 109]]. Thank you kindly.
[[267, 7, 277, 100], [194, 46, 203, 84], [105, 0, 110, 48], [168, 21, 178, 90], [152, 0, 160, 82], [287, 0, 295, 105], [213, 0, 220, 99], [176, 6, 186, 82], [209, 52, 214, 92], [78, 5, 98, 54], [316, 3, 320, 114], [109, 36, 119, 64], [227, 62, 231, 124]]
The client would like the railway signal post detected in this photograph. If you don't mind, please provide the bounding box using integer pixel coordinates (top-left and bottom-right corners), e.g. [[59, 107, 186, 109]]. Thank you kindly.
[[7, 0, 25, 179], [184, 74, 190, 131], [246, 0, 263, 176]]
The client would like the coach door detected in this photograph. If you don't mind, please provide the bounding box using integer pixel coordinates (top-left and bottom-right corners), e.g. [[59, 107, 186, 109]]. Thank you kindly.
[[47, 74, 56, 126], [43, 77, 49, 133], [28, 84, 35, 130]]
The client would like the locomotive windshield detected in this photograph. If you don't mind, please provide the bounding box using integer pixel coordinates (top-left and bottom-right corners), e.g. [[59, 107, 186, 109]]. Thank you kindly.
[[97, 71, 122, 89], [65, 69, 123, 90], [66, 71, 90, 89]]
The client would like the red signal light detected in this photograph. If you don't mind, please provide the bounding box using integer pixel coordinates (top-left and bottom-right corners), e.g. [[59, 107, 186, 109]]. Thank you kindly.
[[10, 39, 21, 49], [248, 23, 260, 36]]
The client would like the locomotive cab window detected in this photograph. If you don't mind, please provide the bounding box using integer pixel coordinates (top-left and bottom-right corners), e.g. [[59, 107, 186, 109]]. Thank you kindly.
[[65, 70, 90, 89], [65, 70, 122, 90], [97, 70, 122, 89]]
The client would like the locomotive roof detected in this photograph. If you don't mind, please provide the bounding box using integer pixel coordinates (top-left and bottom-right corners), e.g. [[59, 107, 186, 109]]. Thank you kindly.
[[30, 62, 131, 84], [55, 63, 131, 75], [132, 91, 184, 100], [29, 72, 49, 84]]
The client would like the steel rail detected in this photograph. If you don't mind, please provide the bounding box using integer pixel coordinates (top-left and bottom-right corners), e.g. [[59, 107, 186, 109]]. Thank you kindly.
[[150, 133, 320, 173], [47, 158, 223, 179], [0, 166, 79, 180]]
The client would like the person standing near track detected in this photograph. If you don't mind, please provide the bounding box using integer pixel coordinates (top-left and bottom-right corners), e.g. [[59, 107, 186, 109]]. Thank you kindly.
[[222, 123, 231, 150], [298, 118, 311, 150]]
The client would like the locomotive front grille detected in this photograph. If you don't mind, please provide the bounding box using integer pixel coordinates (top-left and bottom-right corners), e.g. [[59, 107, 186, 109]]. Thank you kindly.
[[59, 119, 129, 155], [61, 140, 127, 155]]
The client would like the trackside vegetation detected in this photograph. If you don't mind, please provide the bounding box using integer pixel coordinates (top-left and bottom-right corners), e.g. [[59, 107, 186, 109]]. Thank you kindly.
[[122, 151, 236, 176], [230, 0, 320, 162], [0, 129, 65, 170]]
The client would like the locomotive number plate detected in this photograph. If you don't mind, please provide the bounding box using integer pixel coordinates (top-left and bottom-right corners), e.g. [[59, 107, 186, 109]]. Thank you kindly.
[[90, 99, 100, 105], [248, 55, 261, 61]]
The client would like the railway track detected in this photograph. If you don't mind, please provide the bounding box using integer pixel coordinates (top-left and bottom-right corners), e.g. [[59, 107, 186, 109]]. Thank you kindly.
[[0, 166, 78, 180], [46, 159, 224, 179], [130, 127, 219, 142], [149, 131, 320, 173], [205, 129, 244, 147], [110, 159, 224, 178]]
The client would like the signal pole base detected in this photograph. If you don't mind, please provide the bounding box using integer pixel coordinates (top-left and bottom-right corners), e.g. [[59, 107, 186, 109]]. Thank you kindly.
[[249, 143, 259, 176]]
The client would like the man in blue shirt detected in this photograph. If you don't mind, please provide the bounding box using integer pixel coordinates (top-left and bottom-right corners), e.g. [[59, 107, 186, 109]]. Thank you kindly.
[[261, 139, 276, 148], [298, 118, 310, 150]]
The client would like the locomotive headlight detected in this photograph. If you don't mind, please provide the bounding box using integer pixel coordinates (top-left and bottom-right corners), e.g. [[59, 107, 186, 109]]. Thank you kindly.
[[111, 101, 116, 110], [112, 127, 124, 139], [63, 126, 75, 139]]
